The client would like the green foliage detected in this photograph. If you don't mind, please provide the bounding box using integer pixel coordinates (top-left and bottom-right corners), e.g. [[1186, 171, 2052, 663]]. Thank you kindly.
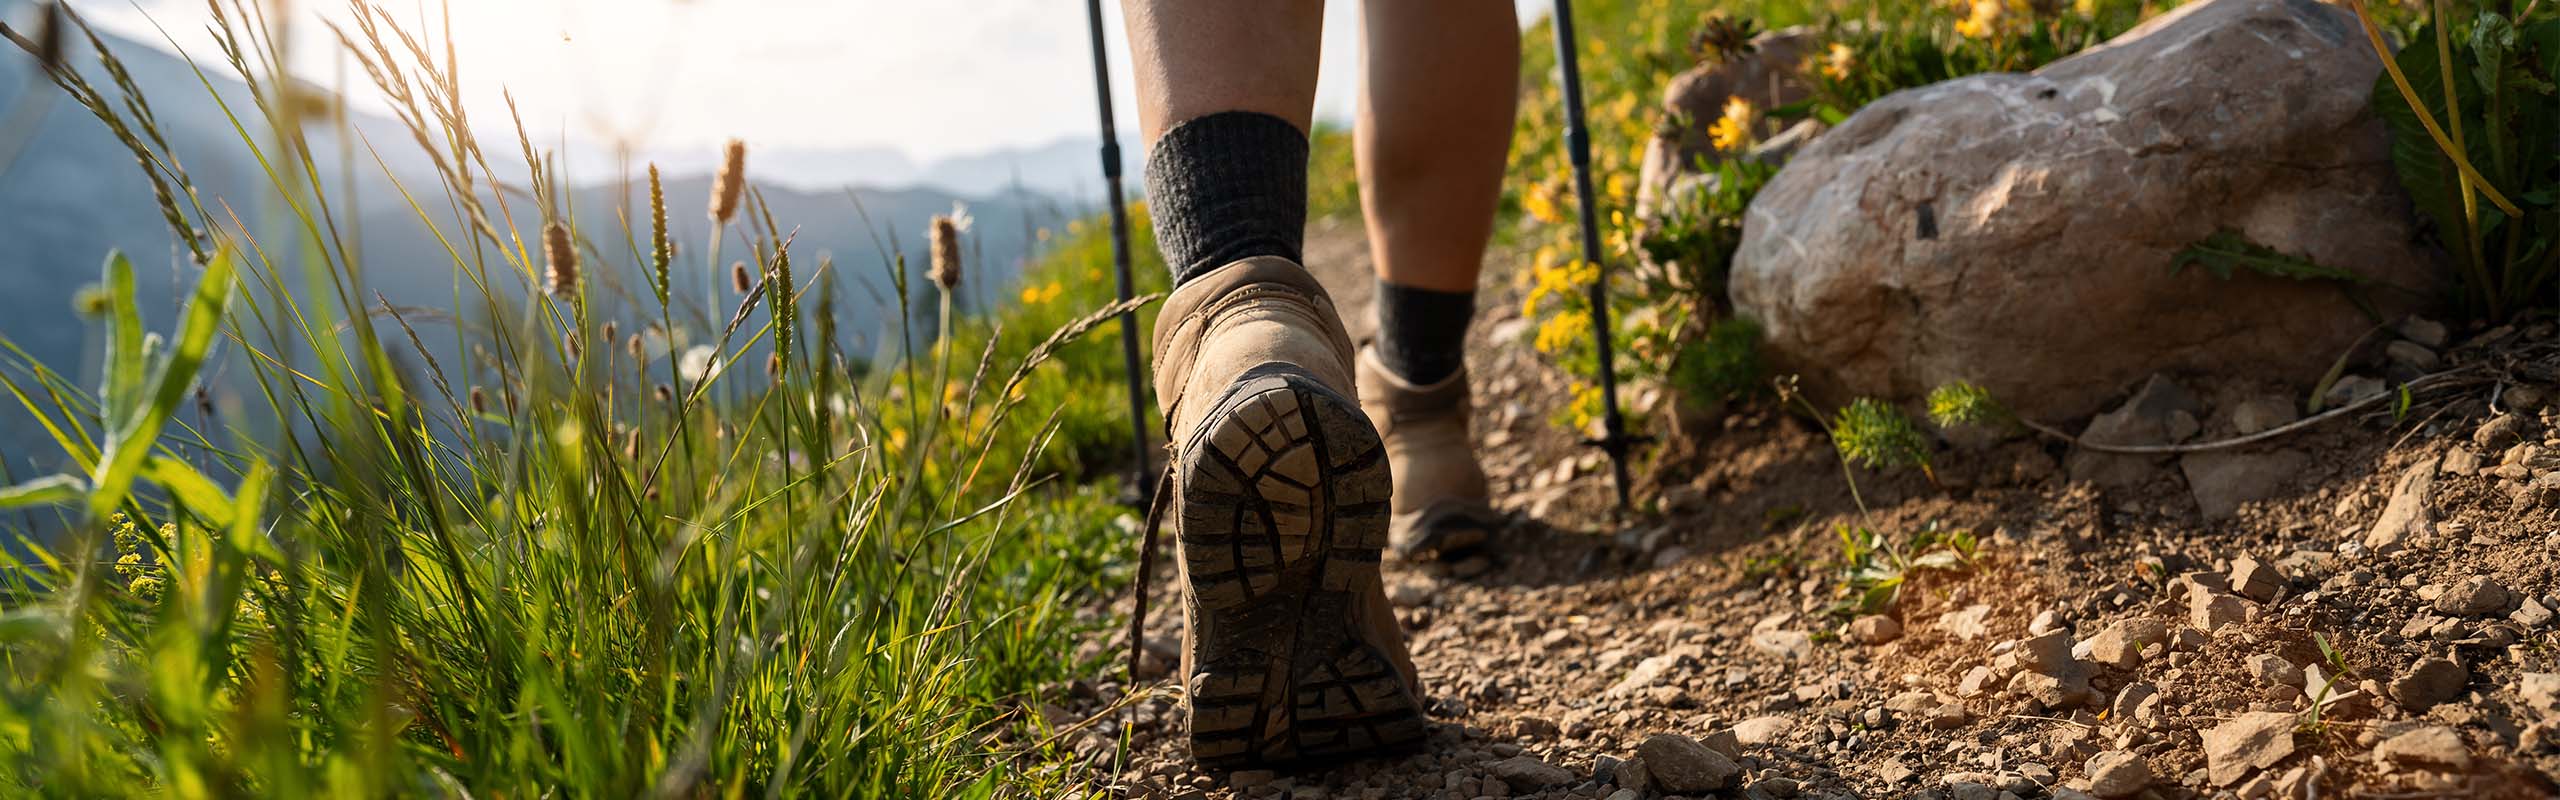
[[0, 7, 1158, 796], [1832, 521, 1978, 616], [1831, 397, 1932, 472], [2172, 229, 2370, 284], [2365, 6, 2560, 321], [1806, 0, 2150, 117], [1924, 380, 2005, 428], [1671, 317, 1767, 406]]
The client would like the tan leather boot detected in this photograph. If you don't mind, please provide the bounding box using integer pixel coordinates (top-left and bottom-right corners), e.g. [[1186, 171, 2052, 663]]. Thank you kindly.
[[1151, 256, 1426, 767], [1355, 347, 1498, 559]]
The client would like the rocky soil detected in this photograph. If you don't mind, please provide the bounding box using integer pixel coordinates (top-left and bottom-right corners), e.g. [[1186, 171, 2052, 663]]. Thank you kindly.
[[1031, 223, 2560, 800]]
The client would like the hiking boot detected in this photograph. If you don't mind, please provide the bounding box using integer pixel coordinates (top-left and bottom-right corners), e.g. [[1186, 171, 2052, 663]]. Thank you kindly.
[[1151, 256, 1427, 767], [1355, 347, 1498, 559]]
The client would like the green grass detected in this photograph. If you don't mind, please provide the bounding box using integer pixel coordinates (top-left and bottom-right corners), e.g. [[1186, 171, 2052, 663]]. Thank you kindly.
[[0, 6, 1170, 796]]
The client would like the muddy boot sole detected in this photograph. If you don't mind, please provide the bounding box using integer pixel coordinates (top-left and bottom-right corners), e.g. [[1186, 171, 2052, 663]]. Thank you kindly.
[[1176, 364, 1427, 769]]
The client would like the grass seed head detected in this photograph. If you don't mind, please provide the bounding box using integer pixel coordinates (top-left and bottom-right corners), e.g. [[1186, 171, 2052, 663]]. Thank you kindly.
[[928, 215, 962, 291], [711, 138, 746, 224], [542, 221, 578, 295], [731, 261, 752, 294], [470, 385, 488, 414]]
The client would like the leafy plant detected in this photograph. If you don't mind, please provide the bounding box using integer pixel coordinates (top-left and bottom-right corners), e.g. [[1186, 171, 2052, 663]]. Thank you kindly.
[[1832, 397, 1933, 474], [2350, 0, 2560, 321], [2171, 229, 2371, 284], [1832, 521, 1979, 616], [1925, 380, 2007, 428]]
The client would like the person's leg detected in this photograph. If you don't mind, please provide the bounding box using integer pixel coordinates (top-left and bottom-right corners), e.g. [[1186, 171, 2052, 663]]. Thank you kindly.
[[1121, 0, 1426, 768], [1351, 1, 1517, 557], [1356, 0, 1517, 378]]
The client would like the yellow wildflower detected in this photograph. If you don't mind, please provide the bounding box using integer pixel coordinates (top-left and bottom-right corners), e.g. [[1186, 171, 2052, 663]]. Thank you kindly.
[[1822, 42, 1856, 80], [1956, 0, 2003, 38], [1534, 309, 1591, 355], [1708, 96, 1756, 151], [1523, 182, 1566, 224]]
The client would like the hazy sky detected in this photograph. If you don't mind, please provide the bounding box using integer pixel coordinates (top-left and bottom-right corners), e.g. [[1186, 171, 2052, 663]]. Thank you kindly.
[[80, 1, 1543, 162]]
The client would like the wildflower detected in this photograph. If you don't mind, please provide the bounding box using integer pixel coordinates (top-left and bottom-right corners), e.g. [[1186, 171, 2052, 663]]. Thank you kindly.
[[1955, 0, 2003, 38], [542, 221, 577, 295], [1523, 182, 1567, 224], [710, 139, 747, 224], [1708, 96, 1756, 151], [128, 575, 164, 602], [115, 552, 143, 580], [1822, 42, 1856, 80]]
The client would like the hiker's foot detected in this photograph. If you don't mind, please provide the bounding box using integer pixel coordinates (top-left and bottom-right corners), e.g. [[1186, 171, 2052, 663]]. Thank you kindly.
[[1355, 346, 1499, 560], [1153, 257, 1428, 768]]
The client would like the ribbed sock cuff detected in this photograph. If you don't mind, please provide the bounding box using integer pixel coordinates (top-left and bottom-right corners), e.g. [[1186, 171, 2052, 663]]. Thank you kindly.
[[1374, 279, 1475, 384], [1144, 111, 1309, 285]]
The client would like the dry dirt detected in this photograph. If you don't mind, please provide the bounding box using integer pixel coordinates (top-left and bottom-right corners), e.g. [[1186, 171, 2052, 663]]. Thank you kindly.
[[1033, 224, 2560, 800]]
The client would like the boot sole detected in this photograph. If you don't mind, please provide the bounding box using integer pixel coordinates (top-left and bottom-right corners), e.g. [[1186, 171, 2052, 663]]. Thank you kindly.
[[1175, 364, 1427, 768]]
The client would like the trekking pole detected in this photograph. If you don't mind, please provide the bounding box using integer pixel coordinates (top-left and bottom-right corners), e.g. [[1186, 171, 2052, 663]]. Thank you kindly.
[[1550, 0, 1646, 511], [1083, 0, 1158, 507]]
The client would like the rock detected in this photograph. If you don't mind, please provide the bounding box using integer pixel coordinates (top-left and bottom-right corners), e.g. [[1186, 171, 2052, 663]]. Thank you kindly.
[[1637, 733, 1740, 794], [1847, 614, 1903, 645], [2509, 384, 2550, 411], [1749, 629, 1814, 662], [1634, 28, 1816, 223], [1610, 653, 1690, 696], [2189, 588, 2249, 632], [2386, 340, 2441, 370], [1942, 604, 1996, 640], [1699, 728, 1743, 759], [1733, 714, 1796, 745], [2328, 374, 2388, 407], [2110, 683, 2162, 724], [2246, 654, 2304, 689], [1489, 755, 1575, 792], [2476, 414, 2533, 449], [2519, 673, 2560, 717], [2029, 609, 2068, 636], [2391, 657, 2469, 711], [2374, 726, 2471, 771], [2202, 712, 2297, 786], [1230, 770, 1279, 790], [2399, 316, 2449, 347], [2364, 456, 2440, 553], [1728, 0, 2438, 421], [1612, 756, 1651, 793], [2514, 596, 2556, 628], [2230, 395, 2300, 435], [2068, 376, 2200, 485], [2007, 668, 2095, 710], [2084, 750, 2152, 798], [2228, 555, 2289, 601], [2086, 618, 2168, 669], [2183, 450, 2311, 520], [2432, 576, 2514, 616]]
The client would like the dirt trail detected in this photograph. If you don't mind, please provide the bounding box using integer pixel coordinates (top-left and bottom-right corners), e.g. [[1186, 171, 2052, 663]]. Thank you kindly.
[[1051, 224, 2560, 800]]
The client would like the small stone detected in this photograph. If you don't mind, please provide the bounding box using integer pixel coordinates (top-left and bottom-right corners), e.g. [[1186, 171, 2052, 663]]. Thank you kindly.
[[1231, 770, 1279, 790], [2247, 654, 2303, 688], [2229, 555, 2287, 601], [1636, 733, 1739, 794], [1612, 756, 1650, 793], [2399, 316, 2449, 347], [2019, 630, 2080, 676], [1488, 756, 1574, 792], [2086, 618, 2167, 669], [2476, 414, 2532, 449], [2518, 673, 2560, 717], [2030, 609, 2067, 636], [2202, 712, 2296, 786], [1959, 665, 1999, 697], [2374, 726, 2471, 771], [1927, 704, 1973, 730], [2386, 340, 2440, 370], [1733, 714, 1796, 745], [2231, 395, 2300, 435], [2516, 597, 2557, 628], [2327, 374, 2386, 407], [1750, 629, 1814, 662], [2190, 589, 2249, 632], [1609, 654, 1689, 696], [2084, 750, 2152, 798], [2364, 456, 2440, 554], [2432, 576, 2514, 617], [2007, 669, 2095, 710], [1943, 604, 1996, 640], [2111, 683, 2161, 724], [2390, 657, 2468, 711], [1847, 614, 1903, 645]]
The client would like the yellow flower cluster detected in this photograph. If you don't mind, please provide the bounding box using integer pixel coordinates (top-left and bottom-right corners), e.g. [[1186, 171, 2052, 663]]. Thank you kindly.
[[1822, 42, 1856, 80], [1018, 280, 1065, 306], [1954, 0, 2007, 38], [1708, 96, 1756, 151]]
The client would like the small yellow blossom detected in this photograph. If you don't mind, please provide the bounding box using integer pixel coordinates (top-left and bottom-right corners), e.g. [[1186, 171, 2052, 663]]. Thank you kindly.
[[1956, 0, 2004, 38], [1822, 42, 1856, 80], [1708, 96, 1757, 151]]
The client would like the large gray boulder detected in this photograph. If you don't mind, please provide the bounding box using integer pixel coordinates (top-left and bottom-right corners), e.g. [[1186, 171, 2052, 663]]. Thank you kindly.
[[1729, 0, 2441, 420]]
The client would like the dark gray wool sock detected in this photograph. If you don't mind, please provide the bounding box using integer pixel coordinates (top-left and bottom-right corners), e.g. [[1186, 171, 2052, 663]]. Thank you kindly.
[[1373, 279, 1475, 384], [1144, 111, 1309, 285]]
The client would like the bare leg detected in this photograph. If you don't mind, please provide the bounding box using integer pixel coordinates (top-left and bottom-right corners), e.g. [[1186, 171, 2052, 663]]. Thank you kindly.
[[1356, 1, 1518, 292], [1120, 0, 1326, 143]]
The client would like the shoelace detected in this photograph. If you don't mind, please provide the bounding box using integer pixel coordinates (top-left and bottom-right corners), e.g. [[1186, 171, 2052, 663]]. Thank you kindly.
[[1126, 463, 1175, 684]]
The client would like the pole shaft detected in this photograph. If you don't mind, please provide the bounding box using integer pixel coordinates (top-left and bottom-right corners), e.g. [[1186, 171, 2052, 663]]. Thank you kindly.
[[1550, 0, 1634, 510], [1086, 0, 1157, 503]]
